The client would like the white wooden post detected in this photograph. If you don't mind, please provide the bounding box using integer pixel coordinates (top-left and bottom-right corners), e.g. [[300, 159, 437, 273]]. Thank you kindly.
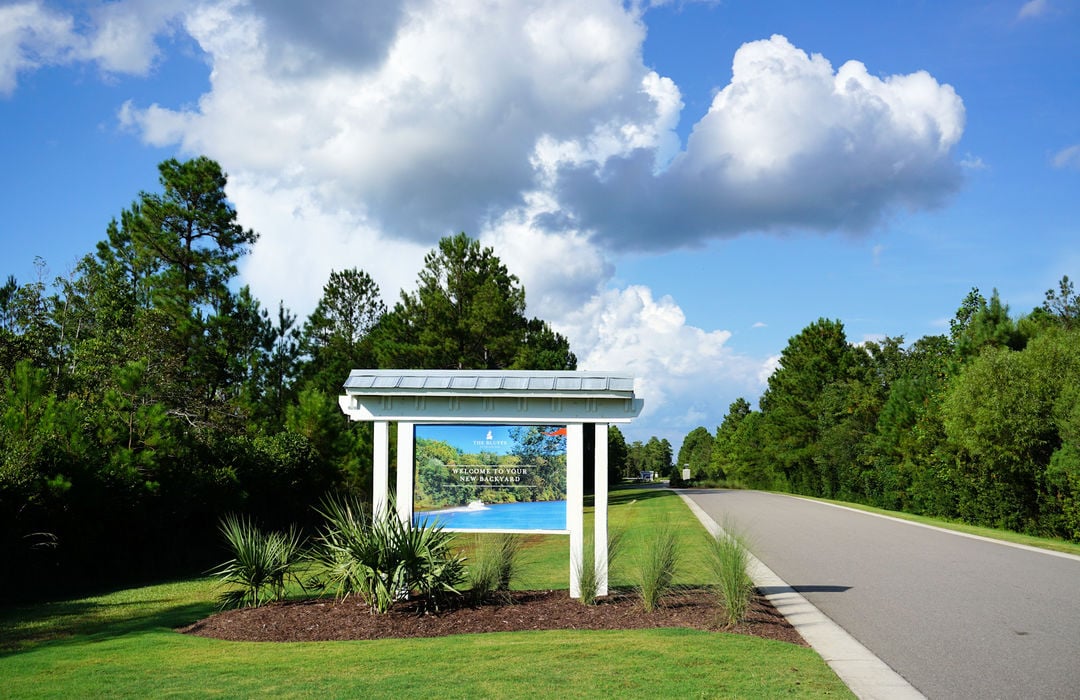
[[396, 422, 414, 524], [567, 422, 584, 598], [594, 422, 609, 596], [373, 420, 389, 519]]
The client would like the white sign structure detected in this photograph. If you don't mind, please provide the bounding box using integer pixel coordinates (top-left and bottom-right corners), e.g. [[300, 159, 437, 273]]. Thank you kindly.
[[339, 370, 643, 598]]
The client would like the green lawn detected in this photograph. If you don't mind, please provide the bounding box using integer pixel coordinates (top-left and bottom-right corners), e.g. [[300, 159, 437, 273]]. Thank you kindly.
[[0, 487, 853, 699], [487, 486, 718, 591]]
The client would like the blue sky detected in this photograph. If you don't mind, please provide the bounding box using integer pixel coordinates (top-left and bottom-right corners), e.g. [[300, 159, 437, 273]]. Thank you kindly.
[[416, 425, 566, 456], [418, 425, 519, 457], [2, 0, 1078, 448]]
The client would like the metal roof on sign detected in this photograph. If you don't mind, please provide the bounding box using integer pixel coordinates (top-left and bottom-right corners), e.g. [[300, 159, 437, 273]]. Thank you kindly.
[[342, 369, 637, 397]]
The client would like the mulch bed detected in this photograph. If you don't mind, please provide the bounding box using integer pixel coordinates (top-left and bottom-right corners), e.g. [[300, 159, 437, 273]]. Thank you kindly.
[[179, 588, 806, 646]]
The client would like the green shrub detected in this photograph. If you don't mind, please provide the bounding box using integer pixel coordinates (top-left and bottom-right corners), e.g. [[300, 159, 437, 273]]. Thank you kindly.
[[210, 514, 306, 609], [692, 477, 749, 490], [708, 528, 754, 625], [314, 495, 465, 613], [636, 526, 680, 612]]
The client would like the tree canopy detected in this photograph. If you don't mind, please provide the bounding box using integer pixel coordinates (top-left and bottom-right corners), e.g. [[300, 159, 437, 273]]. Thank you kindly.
[[709, 283, 1080, 541], [6, 154, 1080, 601], [677, 426, 713, 480], [373, 232, 576, 371], [0, 161, 583, 601]]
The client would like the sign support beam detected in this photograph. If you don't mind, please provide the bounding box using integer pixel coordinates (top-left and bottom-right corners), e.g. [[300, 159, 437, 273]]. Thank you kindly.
[[567, 423, 584, 598], [373, 420, 389, 518], [594, 422, 609, 597], [396, 421, 414, 523]]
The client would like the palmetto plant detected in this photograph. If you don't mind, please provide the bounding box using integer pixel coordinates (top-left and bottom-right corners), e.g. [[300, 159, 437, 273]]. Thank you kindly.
[[211, 514, 306, 609], [314, 494, 465, 613]]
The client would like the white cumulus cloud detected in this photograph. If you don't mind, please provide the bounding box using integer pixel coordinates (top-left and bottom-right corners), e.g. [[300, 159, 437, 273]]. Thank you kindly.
[[0, 0, 184, 96], [12, 1, 971, 441], [122, 0, 663, 246], [79, 0, 184, 75], [557, 285, 769, 441], [226, 173, 428, 321], [0, 1, 78, 95], [556, 35, 966, 250], [479, 192, 613, 320]]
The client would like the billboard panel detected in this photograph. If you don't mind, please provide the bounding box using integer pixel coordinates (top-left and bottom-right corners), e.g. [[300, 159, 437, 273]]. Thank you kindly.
[[413, 424, 567, 531]]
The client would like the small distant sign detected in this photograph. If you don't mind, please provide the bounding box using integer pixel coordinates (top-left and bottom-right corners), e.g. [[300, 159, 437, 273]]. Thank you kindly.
[[682, 468, 691, 481]]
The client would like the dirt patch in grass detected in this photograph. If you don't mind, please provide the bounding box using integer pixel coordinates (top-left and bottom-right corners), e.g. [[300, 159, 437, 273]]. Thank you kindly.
[[180, 588, 805, 646]]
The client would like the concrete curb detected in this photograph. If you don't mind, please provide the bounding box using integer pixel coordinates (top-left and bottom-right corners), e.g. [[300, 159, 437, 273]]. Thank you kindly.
[[678, 492, 925, 700]]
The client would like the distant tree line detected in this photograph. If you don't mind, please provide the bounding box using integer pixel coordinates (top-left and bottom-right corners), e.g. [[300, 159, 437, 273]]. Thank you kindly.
[[587, 425, 674, 482], [0, 157, 575, 600], [678, 280, 1080, 542]]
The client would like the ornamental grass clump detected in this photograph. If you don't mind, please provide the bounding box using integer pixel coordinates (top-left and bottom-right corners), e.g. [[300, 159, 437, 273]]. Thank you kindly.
[[708, 527, 755, 626], [577, 549, 600, 606], [314, 494, 466, 613], [635, 526, 680, 612], [469, 533, 522, 602], [211, 514, 306, 609], [577, 525, 628, 605]]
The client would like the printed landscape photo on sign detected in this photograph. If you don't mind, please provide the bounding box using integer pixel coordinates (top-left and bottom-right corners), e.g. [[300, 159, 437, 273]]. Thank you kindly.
[[413, 424, 568, 532]]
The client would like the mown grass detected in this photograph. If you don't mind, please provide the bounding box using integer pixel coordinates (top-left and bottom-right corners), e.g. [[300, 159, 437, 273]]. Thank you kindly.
[[0, 487, 854, 699], [483, 486, 716, 591], [0, 578, 217, 654]]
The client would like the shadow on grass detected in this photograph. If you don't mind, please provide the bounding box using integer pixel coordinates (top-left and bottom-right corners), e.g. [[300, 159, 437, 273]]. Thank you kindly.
[[0, 593, 216, 656], [604, 485, 673, 507], [676, 487, 749, 496]]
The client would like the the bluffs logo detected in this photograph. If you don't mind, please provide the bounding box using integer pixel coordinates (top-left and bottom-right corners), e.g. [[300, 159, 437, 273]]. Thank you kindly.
[[473, 428, 509, 448]]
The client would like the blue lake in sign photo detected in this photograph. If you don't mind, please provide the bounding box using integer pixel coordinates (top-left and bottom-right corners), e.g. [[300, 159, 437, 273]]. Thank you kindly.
[[415, 500, 567, 531]]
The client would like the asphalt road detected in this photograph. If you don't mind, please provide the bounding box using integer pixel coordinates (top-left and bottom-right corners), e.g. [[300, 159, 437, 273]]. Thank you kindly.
[[683, 489, 1080, 700]]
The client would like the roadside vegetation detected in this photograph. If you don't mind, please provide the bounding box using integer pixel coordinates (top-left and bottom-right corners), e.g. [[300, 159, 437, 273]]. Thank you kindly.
[[209, 486, 759, 626], [575, 523, 628, 606], [1, 588, 847, 699], [0, 157, 575, 602], [312, 494, 465, 613], [11, 152, 1074, 694], [0, 488, 853, 698], [672, 280, 1080, 546]]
